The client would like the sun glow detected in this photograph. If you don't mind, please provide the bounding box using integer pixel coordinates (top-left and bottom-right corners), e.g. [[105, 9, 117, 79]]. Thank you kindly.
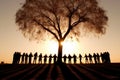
[[46, 40, 79, 56]]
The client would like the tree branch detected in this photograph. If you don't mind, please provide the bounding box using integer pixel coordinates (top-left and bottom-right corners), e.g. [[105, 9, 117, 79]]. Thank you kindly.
[[72, 13, 87, 27], [63, 15, 72, 39], [41, 12, 59, 32], [54, 14, 62, 39], [63, 8, 87, 39], [41, 10, 63, 39], [63, 0, 71, 13], [33, 19, 59, 41]]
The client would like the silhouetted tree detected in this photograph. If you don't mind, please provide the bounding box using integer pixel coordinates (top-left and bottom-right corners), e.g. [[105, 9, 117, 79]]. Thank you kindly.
[[16, 0, 108, 63]]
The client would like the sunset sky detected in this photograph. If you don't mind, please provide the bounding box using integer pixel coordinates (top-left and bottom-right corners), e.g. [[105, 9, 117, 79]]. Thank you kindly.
[[0, 0, 120, 63]]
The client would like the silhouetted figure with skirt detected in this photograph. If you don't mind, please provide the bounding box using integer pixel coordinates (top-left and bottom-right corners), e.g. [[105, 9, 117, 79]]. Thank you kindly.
[[33, 52, 38, 64], [73, 54, 77, 64], [79, 54, 82, 64], [49, 54, 52, 64], [21, 53, 25, 64], [44, 54, 47, 64], [38, 53, 42, 64], [63, 54, 67, 63], [68, 54, 72, 64], [29, 52, 33, 64]]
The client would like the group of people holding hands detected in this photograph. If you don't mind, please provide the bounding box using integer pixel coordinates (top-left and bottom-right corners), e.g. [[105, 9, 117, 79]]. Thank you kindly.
[[12, 52, 110, 64]]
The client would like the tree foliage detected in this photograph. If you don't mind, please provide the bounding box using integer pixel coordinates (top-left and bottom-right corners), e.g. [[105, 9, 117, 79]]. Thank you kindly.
[[16, 0, 108, 42]]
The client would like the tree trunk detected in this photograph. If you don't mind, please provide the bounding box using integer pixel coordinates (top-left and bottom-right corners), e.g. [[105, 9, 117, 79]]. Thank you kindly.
[[57, 40, 63, 63]]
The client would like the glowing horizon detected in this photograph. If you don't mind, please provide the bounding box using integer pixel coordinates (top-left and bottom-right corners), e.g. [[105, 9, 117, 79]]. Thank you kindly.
[[46, 39, 79, 56]]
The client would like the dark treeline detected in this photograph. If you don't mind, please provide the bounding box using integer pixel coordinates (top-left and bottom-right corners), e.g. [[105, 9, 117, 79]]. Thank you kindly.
[[12, 52, 111, 64]]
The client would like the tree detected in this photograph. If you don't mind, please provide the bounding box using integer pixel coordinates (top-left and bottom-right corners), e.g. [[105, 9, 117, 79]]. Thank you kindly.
[[16, 0, 108, 63]]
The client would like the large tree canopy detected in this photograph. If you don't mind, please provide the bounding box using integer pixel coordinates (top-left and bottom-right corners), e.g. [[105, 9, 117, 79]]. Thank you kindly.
[[16, 0, 108, 41], [16, 0, 108, 63]]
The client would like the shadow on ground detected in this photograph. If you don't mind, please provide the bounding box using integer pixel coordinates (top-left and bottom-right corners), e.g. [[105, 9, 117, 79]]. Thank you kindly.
[[0, 63, 120, 80]]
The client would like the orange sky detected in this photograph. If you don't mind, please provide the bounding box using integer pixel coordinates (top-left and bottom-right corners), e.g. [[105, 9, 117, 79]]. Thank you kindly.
[[0, 0, 120, 63]]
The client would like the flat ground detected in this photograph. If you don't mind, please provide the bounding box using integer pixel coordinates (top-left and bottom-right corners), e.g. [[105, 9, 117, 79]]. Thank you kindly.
[[0, 63, 120, 80]]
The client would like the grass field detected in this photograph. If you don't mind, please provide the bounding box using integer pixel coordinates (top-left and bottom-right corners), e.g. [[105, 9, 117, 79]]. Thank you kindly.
[[0, 63, 120, 80]]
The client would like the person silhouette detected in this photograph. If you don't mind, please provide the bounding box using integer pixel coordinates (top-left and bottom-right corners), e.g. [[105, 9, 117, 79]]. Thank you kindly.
[[53, 54, 57, 64], [44, 54, 47, 64], [85, 54, 88, 64], [38, 53, 42, 64], [104, 52, 111, 63], [49, 54, 52, 64], [79, 54, 82, 64], [100, 52, 104, 63], [25, 53, 28, 64], [16, 52, 21, 64], [96, 53, 100, 63], [12, 52, 17, 64], [73, 54, 77, 64], [104, 52, 107, 63], [93, 53, 97, 64], [33, 52, 38, 64], [68, 54, 72, 64], [63, 54, 67, 63], [106, 52, 111, 63], [21, 53, 25, 64], [29, 52, 33, 64], [88, 53, 93, 64]]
